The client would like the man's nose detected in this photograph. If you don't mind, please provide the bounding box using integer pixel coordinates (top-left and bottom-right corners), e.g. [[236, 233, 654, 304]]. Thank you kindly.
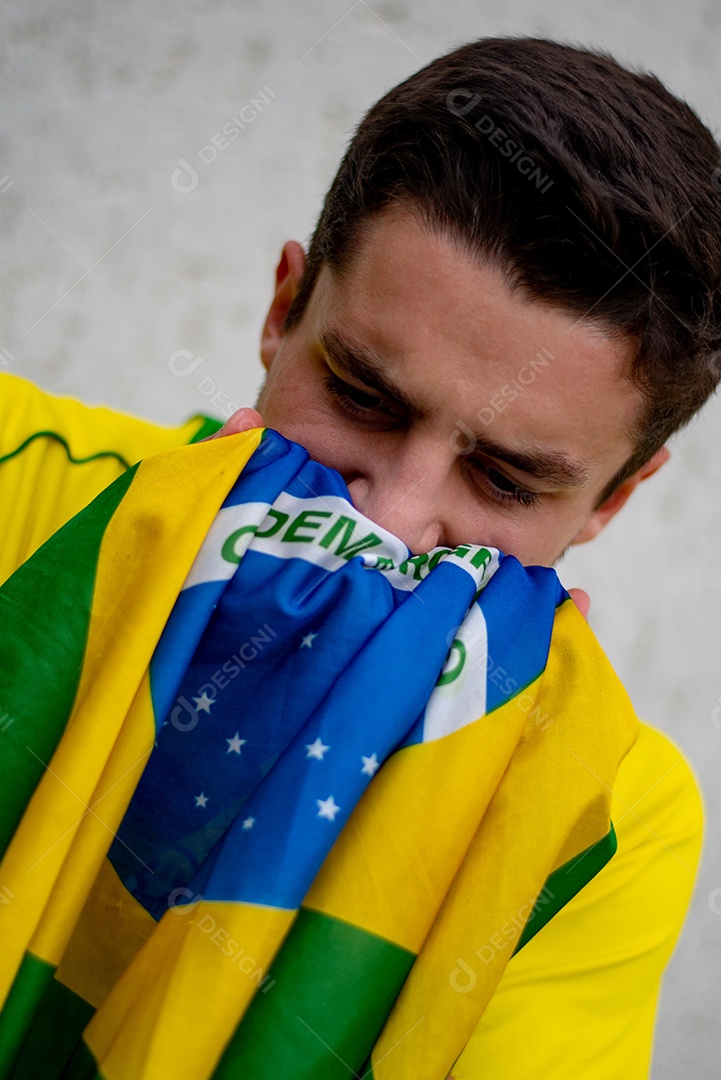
[[343, 439, 451, 554]]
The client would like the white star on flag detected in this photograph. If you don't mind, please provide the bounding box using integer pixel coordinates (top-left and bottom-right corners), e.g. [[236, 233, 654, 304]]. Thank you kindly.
[[361, 753, 380, 777], [242, 816, 255, 830], [193, 691, 215, 714], [226, 732, 246, 754], [300, 631, 318, 649], [195, 793, 209, 808], [316, 795, 341, 821], [306, 737, 330, 760]]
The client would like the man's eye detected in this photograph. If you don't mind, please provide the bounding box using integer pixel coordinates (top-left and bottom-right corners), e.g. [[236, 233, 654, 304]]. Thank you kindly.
[[323, 372, 399, 419], [468, 459, 540, 509]]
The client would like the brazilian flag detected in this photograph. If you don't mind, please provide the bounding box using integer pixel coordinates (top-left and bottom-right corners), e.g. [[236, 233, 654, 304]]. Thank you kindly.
[[0, 427, 638, 1079]]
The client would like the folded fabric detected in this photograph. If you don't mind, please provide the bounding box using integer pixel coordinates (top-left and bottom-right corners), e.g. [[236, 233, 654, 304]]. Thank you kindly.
[[0, 427, 639, 1080]]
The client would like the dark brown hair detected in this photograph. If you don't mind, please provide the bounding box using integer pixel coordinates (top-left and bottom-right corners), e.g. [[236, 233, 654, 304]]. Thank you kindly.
[[283, 36, 721, 505]]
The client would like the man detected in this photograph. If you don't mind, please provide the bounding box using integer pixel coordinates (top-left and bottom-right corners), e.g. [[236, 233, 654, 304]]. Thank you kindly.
[[0, 35, 710, 1077]]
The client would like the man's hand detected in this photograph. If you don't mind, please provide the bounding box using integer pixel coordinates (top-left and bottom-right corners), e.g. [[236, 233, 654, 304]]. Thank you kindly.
[[568, 588, 591, 620], [198, 407, 265, 442], [198, 409, 591, 622]]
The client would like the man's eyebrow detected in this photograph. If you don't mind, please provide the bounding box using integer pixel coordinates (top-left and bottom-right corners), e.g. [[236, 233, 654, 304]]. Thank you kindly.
[[469, 435, 591, 488], [317, 327, 590, 489], [318, 328, 426, 416]]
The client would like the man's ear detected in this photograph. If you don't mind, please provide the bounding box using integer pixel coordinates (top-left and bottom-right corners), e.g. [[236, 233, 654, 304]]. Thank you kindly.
[[571, 446, 670, 546], [259, 240, 307, 370]]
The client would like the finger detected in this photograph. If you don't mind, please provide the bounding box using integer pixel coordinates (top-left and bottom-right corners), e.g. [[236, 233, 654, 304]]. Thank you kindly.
[[199, 407, 264, 442], [568, 587, 591, 620]]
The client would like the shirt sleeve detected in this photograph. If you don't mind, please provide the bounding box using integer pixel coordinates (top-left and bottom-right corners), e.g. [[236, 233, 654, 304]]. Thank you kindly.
[[450, 720, 705, 1079], [0, 372, 223, 586]]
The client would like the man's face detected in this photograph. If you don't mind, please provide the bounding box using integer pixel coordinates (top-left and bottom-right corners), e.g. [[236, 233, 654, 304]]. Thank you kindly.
[[255, 205, 646, 567]]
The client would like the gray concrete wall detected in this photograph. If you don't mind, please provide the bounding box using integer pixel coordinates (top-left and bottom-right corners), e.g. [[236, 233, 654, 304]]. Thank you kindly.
[[1, 1, 719, 1074]]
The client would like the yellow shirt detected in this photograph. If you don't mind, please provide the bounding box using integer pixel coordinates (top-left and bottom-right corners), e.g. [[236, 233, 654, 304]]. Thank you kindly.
[[0, 372, 705, 1078], [453, 720, 703, 1078], [0, 373, 221, 588]]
